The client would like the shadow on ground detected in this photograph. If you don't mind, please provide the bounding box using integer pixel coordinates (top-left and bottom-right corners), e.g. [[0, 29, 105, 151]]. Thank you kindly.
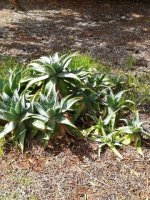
[[0, 0, 150, 68]]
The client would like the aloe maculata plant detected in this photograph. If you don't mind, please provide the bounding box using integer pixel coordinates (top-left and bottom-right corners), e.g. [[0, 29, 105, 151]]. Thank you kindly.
[[0, 91, 33, 152], [31, 91, 83, 144], [82, 115, 123, 159], [0, 53, 149, 157], [118, 111, 150, 156], [23, 53, 87, 97], [0, 67, 24, 96]]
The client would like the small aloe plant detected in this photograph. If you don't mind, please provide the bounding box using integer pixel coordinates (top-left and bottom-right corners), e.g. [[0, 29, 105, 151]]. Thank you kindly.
[[104, 89, 134, 112], [118, 111, 150, 155], [23, 53, 86, 97], [83, 116, 123, 159], [31, 90, 82, 144], [2, 67, 25, 97], [0, 91, 33, 152]]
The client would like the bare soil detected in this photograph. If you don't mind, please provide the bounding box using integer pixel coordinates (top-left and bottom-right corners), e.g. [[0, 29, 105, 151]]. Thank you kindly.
[[0, 1, 150, 199], [0, 139, 150, 200], [0, 0, 150, 70]]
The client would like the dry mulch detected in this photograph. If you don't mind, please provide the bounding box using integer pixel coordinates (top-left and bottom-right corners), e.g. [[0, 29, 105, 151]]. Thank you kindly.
[[0, 1, 150, 199], [0, 139, 150, 200]]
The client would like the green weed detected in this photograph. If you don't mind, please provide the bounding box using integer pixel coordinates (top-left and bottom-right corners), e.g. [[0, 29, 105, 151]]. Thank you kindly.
[[0, 137, 5, 157], [0, 56, 20, 77], [123, 55, 136, 71]]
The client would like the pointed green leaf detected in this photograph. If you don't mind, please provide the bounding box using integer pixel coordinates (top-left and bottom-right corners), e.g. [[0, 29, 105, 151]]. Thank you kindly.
[[58, 72, 81, 82], [32, 120, 46, 130], [26, 75, 49, 89], [0, 122, 16, 139], [57, 116, 76, 128], [121, 135, 132, 145], [63, 58, 72, 70], [118, 126, 133, 134], [44, 131, 53, 143], [28, 63, 47, 73], [115, 90, 126, 100], [3, 111, 17, 122], [108, 144, 123, 159], [67, 126, 84, 138], [136, 136, 144, 156], [18, 130, 26, 153], [34, 103, 48, 117], [61, 96, 81, 112]]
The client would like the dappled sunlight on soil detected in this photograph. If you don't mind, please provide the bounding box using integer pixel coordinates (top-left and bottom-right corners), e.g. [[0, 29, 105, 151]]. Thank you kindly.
[[0, 0, 149, 69]]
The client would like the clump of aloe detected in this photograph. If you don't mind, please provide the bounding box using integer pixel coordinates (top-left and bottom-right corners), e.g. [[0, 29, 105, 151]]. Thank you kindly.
[[0, 53, 149, 157]]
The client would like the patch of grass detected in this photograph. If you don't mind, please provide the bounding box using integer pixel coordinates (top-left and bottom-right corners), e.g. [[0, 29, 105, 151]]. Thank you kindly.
[[123, 55, 136, 71], [70, 53, 109, 71], [0, 56, 21, 77], [0, 137, 5, 157], [70, 53, 97, 70], [71, 54, 150, 106], [20, 176, 32, 186], [0, 126, 5, 157], [123, 72, 150, 106], [29, 196, 38, 200]]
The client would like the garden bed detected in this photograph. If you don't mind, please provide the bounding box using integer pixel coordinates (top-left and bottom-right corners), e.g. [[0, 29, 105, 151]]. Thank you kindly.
[[0, 1, 150, 200]]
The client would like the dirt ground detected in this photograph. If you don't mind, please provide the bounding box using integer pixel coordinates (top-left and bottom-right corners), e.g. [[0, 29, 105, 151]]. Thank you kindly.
[[0, 0, 150, 70], [0, 139, 150, 200], [0, 1, 150, 199]]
